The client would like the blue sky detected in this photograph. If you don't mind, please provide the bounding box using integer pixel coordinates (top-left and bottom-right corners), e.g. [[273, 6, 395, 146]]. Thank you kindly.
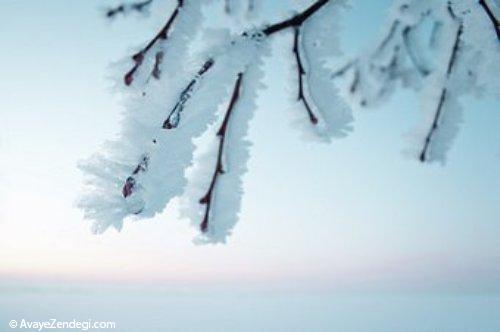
[[0, 0, 499, 293]]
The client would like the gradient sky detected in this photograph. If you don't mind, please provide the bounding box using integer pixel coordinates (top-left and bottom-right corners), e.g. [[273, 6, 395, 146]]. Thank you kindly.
[[0, 0, 499, 293]]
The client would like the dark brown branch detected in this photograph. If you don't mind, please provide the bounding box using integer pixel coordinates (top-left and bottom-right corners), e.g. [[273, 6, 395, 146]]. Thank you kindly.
[[124, 0, 184, 86], [419, 23, 463, 162], [293, 27, 318, 125], [125, 0, 329, 86], [163, 58, 214, 129], [199, 73, 244, 233], [263, 0, 329, 35], [106, 0, 153, 18], [479, 0, 500, 40]]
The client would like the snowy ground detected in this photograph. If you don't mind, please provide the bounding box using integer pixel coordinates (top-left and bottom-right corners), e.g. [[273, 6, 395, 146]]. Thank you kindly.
[[1, 287, 500, 331]]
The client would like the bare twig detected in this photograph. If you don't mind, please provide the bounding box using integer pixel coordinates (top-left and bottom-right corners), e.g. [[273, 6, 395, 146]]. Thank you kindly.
[[263, 0, 329, 35], [478, 0, 500, 40]]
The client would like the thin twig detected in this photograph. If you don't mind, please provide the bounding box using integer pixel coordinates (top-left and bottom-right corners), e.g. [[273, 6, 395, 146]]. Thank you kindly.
[[419, 22, 463, 162], [263, 0, 329, 35], [121, 59, 214, 200], [293, 27, 318, 124], [124, 0, 184, 85], [199, 73, 244, 233], [478, 0, 500, 39]]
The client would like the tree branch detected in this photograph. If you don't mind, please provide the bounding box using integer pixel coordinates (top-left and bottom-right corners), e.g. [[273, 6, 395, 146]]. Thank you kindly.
[[478, 0, 500, 40], [120, 0, 331, 202], [199, 73, 244, 233], [121, 58, 214, 201], [263, 0, 329, 35], [124, 0, 184, 86], [163, 58, 215, 129], [293, 27, 318, 124], [331, 19, 401, 84], [124, 0, 329, 86], [419, 23, 463, 162]]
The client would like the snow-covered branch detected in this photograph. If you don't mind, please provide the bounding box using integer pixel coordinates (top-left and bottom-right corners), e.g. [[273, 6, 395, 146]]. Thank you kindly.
[[124, 0, 184, 86], [293, 27, 318, 124], [331, 0, 499, 163], [419, 3, 463, 162], [163, 59, 215, 129], [199, 73, 244, 233], [80, 0, 499, 242], [80, 0, 350, 240]]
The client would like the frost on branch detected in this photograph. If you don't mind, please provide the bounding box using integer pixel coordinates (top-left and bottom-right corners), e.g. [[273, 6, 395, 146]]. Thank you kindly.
[[180, 56, 266, 244], [80, 0, 350, 242], [332, 0, 500, 163], [79, 0, 499, 242], [291, 0, 352, 140], [79, 31, 265, 235]]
